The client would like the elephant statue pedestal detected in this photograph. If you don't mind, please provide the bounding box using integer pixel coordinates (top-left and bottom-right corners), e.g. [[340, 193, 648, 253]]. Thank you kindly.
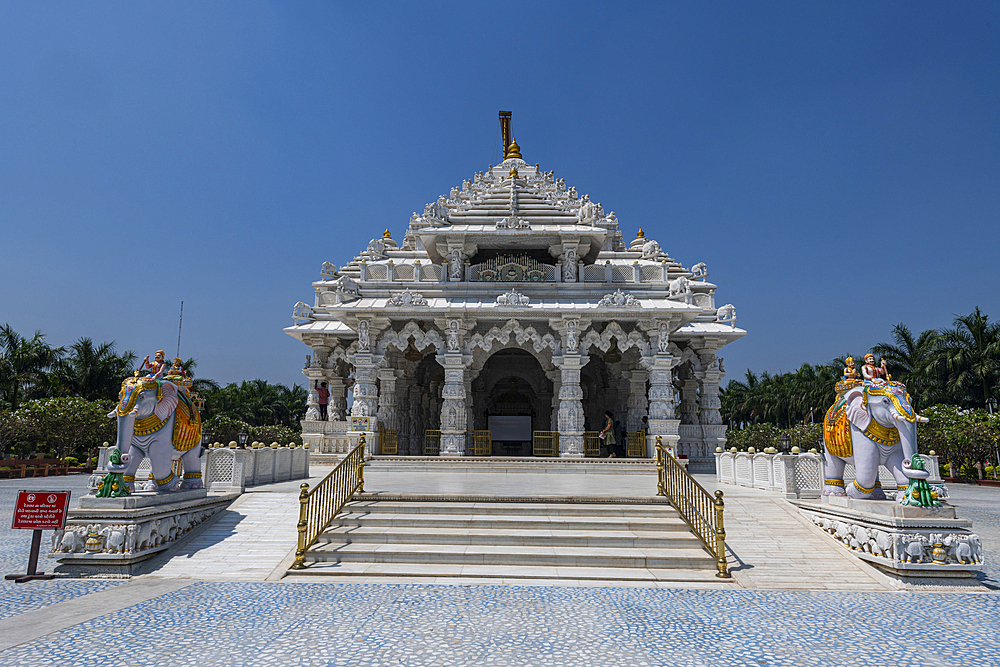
[[48, 490, 238, 576], [794, 496, 986, 590]]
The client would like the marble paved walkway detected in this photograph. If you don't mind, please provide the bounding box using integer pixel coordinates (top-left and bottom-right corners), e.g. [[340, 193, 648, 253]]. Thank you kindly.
[[0, 472, 998, 666], [695, 476, 891, 591]]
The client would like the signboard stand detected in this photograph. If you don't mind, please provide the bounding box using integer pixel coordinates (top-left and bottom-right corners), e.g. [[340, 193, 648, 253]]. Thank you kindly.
[[7, 490, 70, 584], [5, 530, 54, 583]]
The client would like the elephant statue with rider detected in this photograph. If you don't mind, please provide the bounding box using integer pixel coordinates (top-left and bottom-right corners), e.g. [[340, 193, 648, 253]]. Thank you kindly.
[[104, 374, 204, 493], [822, 378, 930, 500]]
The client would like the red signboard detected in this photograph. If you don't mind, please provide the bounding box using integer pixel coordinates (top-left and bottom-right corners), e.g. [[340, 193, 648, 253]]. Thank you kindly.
[[11, 491, 70, 530]]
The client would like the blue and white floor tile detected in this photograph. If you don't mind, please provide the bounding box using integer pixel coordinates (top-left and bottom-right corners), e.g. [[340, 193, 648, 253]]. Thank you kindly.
[[1, 582, 997, 666]]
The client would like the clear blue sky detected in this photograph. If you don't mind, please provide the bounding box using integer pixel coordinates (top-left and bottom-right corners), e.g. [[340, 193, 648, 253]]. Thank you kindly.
[[1, 2, 998, 389]]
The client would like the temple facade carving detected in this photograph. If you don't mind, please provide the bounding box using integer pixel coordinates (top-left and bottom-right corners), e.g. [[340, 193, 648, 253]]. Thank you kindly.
[[285, 131, 745, 471]]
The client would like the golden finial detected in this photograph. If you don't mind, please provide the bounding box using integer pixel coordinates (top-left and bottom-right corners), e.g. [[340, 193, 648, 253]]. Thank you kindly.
[[509, 165, 518, 178], [505, 137, 522, 159], [383, 229, 391, 238], [637, 228, 645, 238]]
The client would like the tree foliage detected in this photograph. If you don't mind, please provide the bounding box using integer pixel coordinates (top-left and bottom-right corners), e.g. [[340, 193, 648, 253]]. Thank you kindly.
[[200, 380, 306, 429], [2, 398, 116, 459]]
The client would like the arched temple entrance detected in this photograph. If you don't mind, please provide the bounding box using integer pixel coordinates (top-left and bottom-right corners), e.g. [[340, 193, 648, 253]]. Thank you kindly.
[[472, 348, 554, 456]]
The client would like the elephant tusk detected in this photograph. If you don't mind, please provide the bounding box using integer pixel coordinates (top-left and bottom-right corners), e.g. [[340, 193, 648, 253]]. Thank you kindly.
[[892, 413, 908, 422], [917, 415, 929, 423]]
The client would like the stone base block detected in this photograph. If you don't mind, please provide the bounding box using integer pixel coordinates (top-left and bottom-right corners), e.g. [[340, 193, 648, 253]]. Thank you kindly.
[[48, 491, 239, 576], [794, 498, 984, 586]]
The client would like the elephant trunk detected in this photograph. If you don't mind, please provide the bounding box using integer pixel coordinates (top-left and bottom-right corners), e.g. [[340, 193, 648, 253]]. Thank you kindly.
[[896, 418, 929, 480], [108, 410, 136, 471]]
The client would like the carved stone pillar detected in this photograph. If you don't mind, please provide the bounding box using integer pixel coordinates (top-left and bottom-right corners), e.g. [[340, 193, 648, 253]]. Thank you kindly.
[[349, 320, 380, 419], [328, 376, 348, 421], [679, 366, 700, 425], [626, 370, 648, 432], [676, 363, 702, 460], [377, 368, 400, 430], [642, 321, 680, 457], [464, 377, 475, 436], [437, 320, 471, 456], [553, 319, 588, 458], [410, 391, 422, 455], [547, 370, 561, 431], [303, 345, 328, 422], [698, 350, 728, 459]]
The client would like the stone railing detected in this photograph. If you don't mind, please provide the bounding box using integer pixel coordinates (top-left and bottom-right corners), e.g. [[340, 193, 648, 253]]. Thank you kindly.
[[716, 451, 823, 499], [301, 419, 355, 454], [715, 451, 943, 499], [89, 445, 309, 496], [202, 445, 310, 493], [357, 259, 689, 286]]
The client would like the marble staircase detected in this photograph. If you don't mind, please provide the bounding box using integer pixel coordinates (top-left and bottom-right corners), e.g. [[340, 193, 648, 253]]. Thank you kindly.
[[361, 457, 659, 474], [290, 495, 727, 586]]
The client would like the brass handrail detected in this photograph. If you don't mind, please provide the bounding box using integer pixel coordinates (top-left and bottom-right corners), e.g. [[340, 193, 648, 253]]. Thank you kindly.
[[655, 435, 730, 578], [291, 435, 367, 570]]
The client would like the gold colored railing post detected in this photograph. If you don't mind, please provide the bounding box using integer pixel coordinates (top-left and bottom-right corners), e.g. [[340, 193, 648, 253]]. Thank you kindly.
[[358, 434, 366, 494], [714, 490, 730, 578], [655, 436, 666, 497], [291, 482, 310, 569]]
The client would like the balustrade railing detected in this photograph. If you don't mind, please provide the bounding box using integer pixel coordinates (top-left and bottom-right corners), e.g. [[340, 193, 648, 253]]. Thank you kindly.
[[291, 437, 366, 570], [655, 436, 729, 578]]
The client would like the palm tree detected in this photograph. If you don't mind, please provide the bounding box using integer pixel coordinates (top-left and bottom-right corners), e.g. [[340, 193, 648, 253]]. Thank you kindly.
[[870, 325, 945, 410], [54, 338, 137, 401], [0, 324, 63, 411], [939, 307, 1000, 408]]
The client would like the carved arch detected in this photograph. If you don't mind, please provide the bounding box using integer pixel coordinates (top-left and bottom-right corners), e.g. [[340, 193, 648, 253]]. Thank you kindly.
[[580, 322, 650, 356], [376, 320, 444, 354], [467, 319, 559, 355]]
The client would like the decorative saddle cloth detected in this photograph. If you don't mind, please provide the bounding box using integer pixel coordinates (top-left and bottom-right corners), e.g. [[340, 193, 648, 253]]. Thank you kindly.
[[823, 396, 853, 458], [172, 388, 202, 452]]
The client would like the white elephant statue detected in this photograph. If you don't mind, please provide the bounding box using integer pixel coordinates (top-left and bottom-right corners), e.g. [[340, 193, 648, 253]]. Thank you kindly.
[[105, 375, 204, 493], [822, 379, 930, 499]]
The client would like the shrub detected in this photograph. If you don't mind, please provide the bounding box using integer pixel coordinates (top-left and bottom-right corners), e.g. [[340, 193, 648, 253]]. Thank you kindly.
[[726, 423, 780, 450], [202, 415, 251, 446], [63, 456, 79, 466], [250, 424, 302, 447]]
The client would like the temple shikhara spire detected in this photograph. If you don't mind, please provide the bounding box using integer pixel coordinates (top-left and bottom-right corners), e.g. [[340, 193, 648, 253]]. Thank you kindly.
[[286, 113, 745, 468]]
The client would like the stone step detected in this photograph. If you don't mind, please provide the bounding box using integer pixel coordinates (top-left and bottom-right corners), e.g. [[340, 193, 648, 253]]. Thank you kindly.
[[332, 512, 686, 532], [288, 561, 726, 586], [304, 542, 714, 569], [316, 525, 704, 549], [365, 457, 656, 475], [343, 500, 675, 517]]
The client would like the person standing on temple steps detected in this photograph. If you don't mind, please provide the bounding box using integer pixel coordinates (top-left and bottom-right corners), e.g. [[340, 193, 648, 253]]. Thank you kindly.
[[317, 381, 330, 421], [600, 410, 616, 458]]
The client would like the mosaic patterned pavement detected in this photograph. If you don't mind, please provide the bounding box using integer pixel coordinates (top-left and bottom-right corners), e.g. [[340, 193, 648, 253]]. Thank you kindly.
[[941, 483, 1000, 587], [0, 475, 125, 620], [0, 582, 998, 666]]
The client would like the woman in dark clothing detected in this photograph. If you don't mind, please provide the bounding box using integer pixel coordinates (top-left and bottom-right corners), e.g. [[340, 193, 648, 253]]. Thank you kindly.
[[601, 410, 617, 458]]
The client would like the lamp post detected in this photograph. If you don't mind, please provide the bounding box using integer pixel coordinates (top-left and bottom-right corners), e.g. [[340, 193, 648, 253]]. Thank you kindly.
[[238, 427, 249, 449], [201, 427, 214, 448], [988, 397, 998, 479], [779, 432, 791, 453]]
